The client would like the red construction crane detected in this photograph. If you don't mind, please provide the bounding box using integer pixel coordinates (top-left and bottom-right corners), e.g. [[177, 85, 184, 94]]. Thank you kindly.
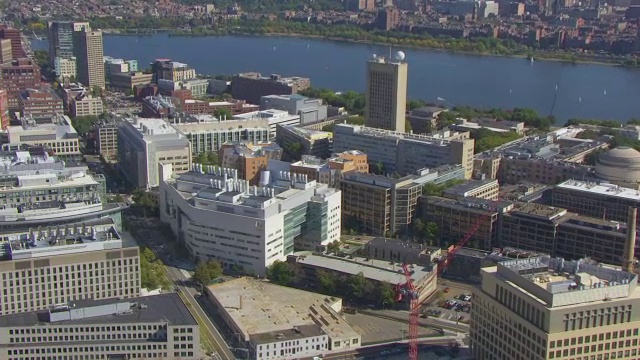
[[438, 217, 483, 275], [401, 263, 419, 360]]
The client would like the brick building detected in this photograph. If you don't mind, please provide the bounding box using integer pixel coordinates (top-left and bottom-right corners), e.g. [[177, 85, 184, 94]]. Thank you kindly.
[[0, 59, 41, 109], [18, 88, 64, 119]]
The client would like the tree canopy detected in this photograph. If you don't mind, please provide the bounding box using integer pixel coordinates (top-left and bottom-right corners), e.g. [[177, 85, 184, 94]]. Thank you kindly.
[[140, 247, 171, 290], [193, 260, 223, 285], [267, 261, 295, 286]]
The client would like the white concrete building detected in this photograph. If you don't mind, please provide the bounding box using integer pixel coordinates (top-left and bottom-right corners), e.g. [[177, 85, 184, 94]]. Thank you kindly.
[[159, 166, 341, 275], [233, 109, 300, 140], [5, 115, 81, 158], [54, 57, 76, 79]]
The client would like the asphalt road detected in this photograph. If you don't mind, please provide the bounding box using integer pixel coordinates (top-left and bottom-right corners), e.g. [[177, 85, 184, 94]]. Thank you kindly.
[[165, 265, 236, 360], [358, 309, 469, 334]]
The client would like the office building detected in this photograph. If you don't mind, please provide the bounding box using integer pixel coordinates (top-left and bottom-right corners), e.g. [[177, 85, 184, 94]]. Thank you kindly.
[[276, 125, 332, 159], [47, 21, 90, 67], [471, 256, 640, 360], [95, 118, 119, 162], [141, 95, 177, 118], [5, 115, 80, 158], [0, 90, 8, 130], [0, 25, 24, 59], [452, 117, 525, 135], [159, 168, 341, 275], [442, 179, 499, 201], [260, 94, 328, 124], [0, 149, 122, 233], [18, 88, 64, 119], [0, 59, 41, 109], [207, 278, 360, 359], [552, 180, 640, 224], [182, 99, 259, 116], [60, 83, 104, 117], [406, 106, 448, 134], [420, 196, 514, 250], [170, 114, 270, 157], [333, 124, 475, 178], [151, 59, 196, 82], [234, 109, 300, 139], [109, 71, 153, 91], [501, 203, 567, 255], [365, 54, 408, 132], [0, 39, 11, 65], [219, 142, 282, 185], [363, 237, 441, 267], [118, 117, 192, 188], [231, 72, 311, 105], [54, 57, 76, 79], [0, 293, 201, 359], [73, 29, 105, 89]]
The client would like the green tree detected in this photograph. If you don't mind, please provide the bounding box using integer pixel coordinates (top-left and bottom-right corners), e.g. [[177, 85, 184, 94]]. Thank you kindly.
[[317, 269, 337, 294], [213, 108, 233, 120], [267, 261, 295, 286], [140, 247, 171, 290], [407, 99, 426, 111], [348, 272, 374, 300], [193, 260, 223, 285], [71, 115, 100, 135], [376, 282, 396, 307], [285, 142, 303, 161], [326, 240, 341, 254], [132, 189, 157, 218]]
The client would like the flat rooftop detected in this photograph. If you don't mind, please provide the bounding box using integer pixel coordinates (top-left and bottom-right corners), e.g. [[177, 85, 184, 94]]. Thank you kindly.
[[510, 203, 567, 221], [0, 293, 196, 328], [556, 180, 640, 201], [443, 179, 497, 197], [281, 125, 332, 140], [130, 118, 179, 136], [208, 278, 359, 341]]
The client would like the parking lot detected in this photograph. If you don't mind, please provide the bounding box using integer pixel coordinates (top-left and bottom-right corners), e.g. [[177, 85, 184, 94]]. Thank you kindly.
[[345, 313, 440, 344]]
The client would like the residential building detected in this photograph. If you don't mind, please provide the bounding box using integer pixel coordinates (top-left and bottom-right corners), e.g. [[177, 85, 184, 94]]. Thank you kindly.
[[218, 141, 283, 185], [60, 83, 104, 117], [363, 237, 442, 266], [288, 252, 438, 305], [0, 293, 201, 359], [234, 109, 300, 139], [118, 117, 192, 188], [260, 94, 328, 124], [182, 99, 259, 116], [552, 180, 640, 224], [0, 39, 11, 65], [0, 26, 24, 59], [95, 118, 119, 162], [420, 196, 514, 250], [73, 29, 105, 89], [276, 125, 332, 159], [0, 59, 41, 109], [141, 95, 176, 118], [376, 6, 401, 30], [18, 88, 64, 119], [5, 115, 80, 158], [442, 179, 499, 200], [406, 106, 448, 134], [206, 278, 360, 359], [0, 220, 138, 316], [0, 90, 8, 130], [159, 169, 341, 275], [340, 170, 437, 236], [333, 124, 475, 178], [0, 149, 122, 233], [47, 21, 90, 70], [151, 59, 196, 82], [170, 114, 270, 156], [231, 72, 311, 105], [109, 71, 153, 91], [471, 256, 640, 360], [365, 54, 408, 132], [54, 57, 76, 79]]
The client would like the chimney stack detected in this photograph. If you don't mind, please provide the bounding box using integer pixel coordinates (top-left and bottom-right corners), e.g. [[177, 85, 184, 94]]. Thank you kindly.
[[624, 207, 637, 273]]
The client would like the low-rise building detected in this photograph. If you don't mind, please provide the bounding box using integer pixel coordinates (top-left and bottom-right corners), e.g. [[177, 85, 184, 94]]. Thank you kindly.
[[234, 109, 300, 139], [18, 88, 64, 119], [95, 118, 119, 162], [260, 94, 328, 124], [5, 115, 80, 158], [141, 95, 176, 118], [0, 293, 200, 359], [406, 106, 447, 134], [442, 179, 499, 200], [206, 278, 360, 360], [182, 99, 259, 116], [54, 56, 76, 79], [60, 83, 104, 117], [219, 141, 283, 185], [363, 237, 441, 266], [152, 59, 196, 82], [287, 151, 369, 187], [231, 72, 311, 104], [118, 117, 192, 188], [451, 117, 525, 134], [277, 125, 332, 159], [109, 71, 153, 91]]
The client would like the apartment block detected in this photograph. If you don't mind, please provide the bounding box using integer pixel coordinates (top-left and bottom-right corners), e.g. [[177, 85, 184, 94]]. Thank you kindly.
[[333, 124, 474, 178], [159, 168, 341, 275], [54, 57, 76, 79], [0, 39, 11, 65], [6, 115, 80, 158], [471, 256, 640, 360], [0, 59, 41, 109], [276, 125, 332, 159], [95, 119, 119, 162], [365, 54, 408, 132], [443, 179, 499, 200], [231, 72, 311, 105], [170, 114, 270, 157], [0, 293, 200, 360], [0, 220, 139, 316], [18, 88, 64, 119], [420, 196, 513, 250], [0, 25, 24, 59], [218, 142, 283, 185], [260, 94, 327, 124], [73, 29, 105, 89], [118, 117, 192, 188]]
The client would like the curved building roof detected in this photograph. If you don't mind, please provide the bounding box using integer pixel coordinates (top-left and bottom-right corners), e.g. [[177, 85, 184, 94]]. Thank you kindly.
[[595, 146, 640, 186]]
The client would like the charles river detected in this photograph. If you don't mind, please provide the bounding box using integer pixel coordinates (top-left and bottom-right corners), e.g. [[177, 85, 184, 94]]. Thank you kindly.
[[33, 33, 640, 124]]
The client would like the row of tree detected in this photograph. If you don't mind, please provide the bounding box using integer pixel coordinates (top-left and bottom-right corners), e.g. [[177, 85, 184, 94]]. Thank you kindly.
[[140, 247, 172, 290]]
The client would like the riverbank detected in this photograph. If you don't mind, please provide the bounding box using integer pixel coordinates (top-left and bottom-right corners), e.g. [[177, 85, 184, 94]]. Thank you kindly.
[[100, 27, 632, 68]]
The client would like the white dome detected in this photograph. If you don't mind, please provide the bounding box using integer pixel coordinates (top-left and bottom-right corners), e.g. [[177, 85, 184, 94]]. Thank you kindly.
[[395, 51, 406, 61]]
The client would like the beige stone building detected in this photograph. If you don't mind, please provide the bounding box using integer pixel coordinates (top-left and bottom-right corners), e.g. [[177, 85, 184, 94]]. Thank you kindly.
[[73, 29, 105, 89], [365, 54, 408, 133], [471, 256, 640, 360], [443, 179, 499, 201]]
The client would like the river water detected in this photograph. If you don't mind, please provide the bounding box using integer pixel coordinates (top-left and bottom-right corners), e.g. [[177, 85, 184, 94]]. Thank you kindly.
[[32, 33, 640, 123]]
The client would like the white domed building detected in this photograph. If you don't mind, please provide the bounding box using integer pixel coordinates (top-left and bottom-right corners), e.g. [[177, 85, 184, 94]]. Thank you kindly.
[[595, 146, 640, 187]]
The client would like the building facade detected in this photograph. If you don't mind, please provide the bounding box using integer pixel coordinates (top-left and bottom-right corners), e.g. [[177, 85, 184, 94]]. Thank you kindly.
[[234, 109, 300, 139], [73, 29, 105, 89], [0, 90, 8, 130], [260, 94, 328, 124], [6, 115, 80, 158], [0, 59, 41, 109], [365, 55, 408, 133], [218, 142, 283, 185], [110, 72, 153, 91], [276, 125, 332, 159], [231, 73, 311, 105], [442, 179, 499, 201], [18, 88, 64, 119], [0, 39, 11, 65], [47, 21, 90, 72], [95, 119, 119, 162]]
